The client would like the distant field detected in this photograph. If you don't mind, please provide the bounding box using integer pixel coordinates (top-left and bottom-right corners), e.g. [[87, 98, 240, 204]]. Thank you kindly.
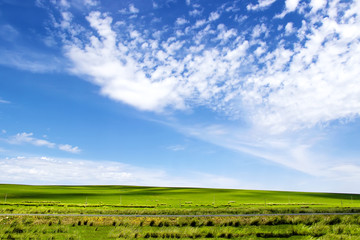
[[1, 184, 360, 205], [0, 184, 359, 215], [1, 184, 360, 239]]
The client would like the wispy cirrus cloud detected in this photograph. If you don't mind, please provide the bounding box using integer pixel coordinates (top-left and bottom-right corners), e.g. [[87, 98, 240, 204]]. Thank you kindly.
[[0, 98, 10, 104], [172, 122, 360, 186], [0, 48, 63, 73], [167, 145, 185, 151], [6, 132, 81, 154], [0, 24, 19, 41]]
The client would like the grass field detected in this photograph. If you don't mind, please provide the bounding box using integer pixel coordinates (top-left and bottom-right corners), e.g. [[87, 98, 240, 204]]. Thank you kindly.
[[1, 214, 360, 239], [1, 184, 360, 239], [0, 184, 359, 215]]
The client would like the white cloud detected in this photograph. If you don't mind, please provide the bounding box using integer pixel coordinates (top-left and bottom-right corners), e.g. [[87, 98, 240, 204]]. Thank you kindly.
[[60, 11, 73, 29], [310, 0, 327, 12], [58, 144, 81, 153], [0, 156, 242, 188], [251, 23, 268, 38], [216, 24, 237, 42], [84, 0, 98, 7], [167, 145, 185, 151], [7, 132, 81, 154], [59, 0, 70, 8], [285, 0, 299, 12], [189, 9, 202, 17], [247, 0, 277, 11], [59, 1, 360, 134], [194, 19, 206, 28], [176, 17, 188, 25], [248, 1, 360, 133], [275, 0, 299, 18], [186, 0, 190, 6], [66, 11, 186, 112], [285, 22, 294, 34], [129, 4, 139, 14], [208, 11, 220, 21], [118, 4, 139, 15], [152, 1, 158, 9], [8, 133, 56, 148]]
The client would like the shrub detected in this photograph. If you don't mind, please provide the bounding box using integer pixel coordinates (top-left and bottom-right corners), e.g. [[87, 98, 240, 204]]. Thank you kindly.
[[326, 216, 341, 225], [218, 233, 226, 238], [12, 227, 24, 234], [206, 220, 214, 226], [151, 233, 159, 238], [250, 219, 260, 226], [205, 233, 214, 238]]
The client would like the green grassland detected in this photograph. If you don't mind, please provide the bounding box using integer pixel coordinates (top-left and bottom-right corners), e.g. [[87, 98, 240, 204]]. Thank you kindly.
[[0, 184, 359, 215], [1, 184, 360, 239]]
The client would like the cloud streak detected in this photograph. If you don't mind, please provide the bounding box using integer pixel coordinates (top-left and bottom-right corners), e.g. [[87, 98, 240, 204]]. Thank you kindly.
[[0, 99, 10, 104], [172, 122, 360, 186], [7, 132, 81, 154]]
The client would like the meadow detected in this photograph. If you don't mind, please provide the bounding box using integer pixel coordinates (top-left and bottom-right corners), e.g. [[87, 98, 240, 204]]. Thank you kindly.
[[0, 184, 359, 215], [1, 184, 360, 239]]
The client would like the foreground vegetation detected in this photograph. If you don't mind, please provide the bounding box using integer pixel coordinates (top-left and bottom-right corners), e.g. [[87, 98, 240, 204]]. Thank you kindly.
[[1, 214, 360, 239]]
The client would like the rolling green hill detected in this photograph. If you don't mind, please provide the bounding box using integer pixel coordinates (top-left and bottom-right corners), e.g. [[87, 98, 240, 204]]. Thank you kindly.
[[1, 184, 359, 210]]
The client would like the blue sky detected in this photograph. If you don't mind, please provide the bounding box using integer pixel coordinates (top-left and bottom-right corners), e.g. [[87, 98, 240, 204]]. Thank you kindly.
[[1, 0, 360, 193]]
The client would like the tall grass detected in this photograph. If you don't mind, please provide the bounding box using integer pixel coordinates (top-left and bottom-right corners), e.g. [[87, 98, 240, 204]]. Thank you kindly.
[[1, 215, 360, 239]]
